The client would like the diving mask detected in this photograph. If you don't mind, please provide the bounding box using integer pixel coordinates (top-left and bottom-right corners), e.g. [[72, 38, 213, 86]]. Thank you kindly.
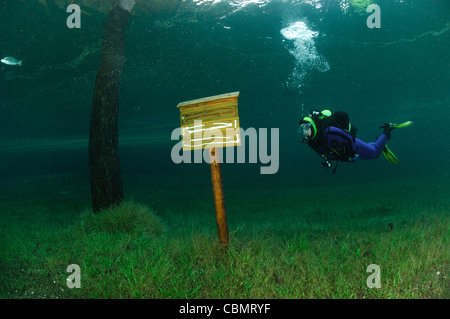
[[298, 122, 312, 137]]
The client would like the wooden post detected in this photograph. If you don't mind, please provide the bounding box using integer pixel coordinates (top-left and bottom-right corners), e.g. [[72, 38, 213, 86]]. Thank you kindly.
[[176, 92, 240, 247], [209, 148, 229, 247]]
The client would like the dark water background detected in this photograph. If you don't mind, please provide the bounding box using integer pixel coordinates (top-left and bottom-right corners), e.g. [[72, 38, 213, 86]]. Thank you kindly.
[[1, 0, 449, 202]]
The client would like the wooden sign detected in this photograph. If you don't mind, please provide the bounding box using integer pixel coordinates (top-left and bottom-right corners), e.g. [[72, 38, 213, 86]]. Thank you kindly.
[[177, 92, 241, 151], [176, 92, 242, 247]]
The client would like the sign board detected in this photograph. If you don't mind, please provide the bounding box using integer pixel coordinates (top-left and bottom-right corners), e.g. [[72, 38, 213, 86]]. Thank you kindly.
[[176, 92, 241, 151]]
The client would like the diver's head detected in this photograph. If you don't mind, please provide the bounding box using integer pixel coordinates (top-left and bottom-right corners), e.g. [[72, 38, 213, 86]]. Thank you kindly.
[[298, 117, 317, 141], [299, 122, 312, 137]]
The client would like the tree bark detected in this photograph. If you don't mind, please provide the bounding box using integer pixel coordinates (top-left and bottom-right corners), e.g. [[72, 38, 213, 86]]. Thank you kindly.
[[89, 5, 131, 213]]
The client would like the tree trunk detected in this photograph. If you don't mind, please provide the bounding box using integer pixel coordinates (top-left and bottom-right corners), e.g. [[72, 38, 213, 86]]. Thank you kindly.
[[89, 5, 131, 213]]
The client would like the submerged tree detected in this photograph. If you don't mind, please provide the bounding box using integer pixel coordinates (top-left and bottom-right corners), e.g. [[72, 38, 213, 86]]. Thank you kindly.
[[89, 0, 135, 213]]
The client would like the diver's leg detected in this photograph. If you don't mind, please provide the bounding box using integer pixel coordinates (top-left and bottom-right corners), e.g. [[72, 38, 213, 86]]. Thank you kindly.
[[355, 134, 388, 159]]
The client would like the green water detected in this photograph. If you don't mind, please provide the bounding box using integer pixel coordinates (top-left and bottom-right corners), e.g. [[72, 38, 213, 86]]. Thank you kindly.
[[0, 0, 449, 299]]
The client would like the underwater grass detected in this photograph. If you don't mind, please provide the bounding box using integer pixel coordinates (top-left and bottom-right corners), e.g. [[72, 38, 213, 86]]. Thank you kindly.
[[0, 196, 448, 299]]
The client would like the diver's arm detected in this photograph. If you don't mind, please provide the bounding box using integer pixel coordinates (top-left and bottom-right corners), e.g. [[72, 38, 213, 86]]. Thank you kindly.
[[309, 144, 332, 168]]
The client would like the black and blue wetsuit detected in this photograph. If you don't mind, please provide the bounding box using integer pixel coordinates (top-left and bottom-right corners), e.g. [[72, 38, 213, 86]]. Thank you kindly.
[[320, 126, 388, 162], [305, 111, 388, 165]]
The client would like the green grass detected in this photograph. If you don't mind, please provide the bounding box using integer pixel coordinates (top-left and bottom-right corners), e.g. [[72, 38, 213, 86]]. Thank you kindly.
[[0, 179, 449, 299]]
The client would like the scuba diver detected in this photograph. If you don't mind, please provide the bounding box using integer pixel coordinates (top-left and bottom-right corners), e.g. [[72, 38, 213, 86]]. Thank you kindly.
[[298, 109, 413, 173]]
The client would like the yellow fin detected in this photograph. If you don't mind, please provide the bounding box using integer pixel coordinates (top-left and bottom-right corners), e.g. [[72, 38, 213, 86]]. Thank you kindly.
[[382, 145, 399, 165]]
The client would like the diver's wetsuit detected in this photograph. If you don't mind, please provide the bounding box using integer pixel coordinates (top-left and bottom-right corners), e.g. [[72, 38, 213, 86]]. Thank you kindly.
[[353, 134, 388, 160], [312, 126, 388, 162]]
